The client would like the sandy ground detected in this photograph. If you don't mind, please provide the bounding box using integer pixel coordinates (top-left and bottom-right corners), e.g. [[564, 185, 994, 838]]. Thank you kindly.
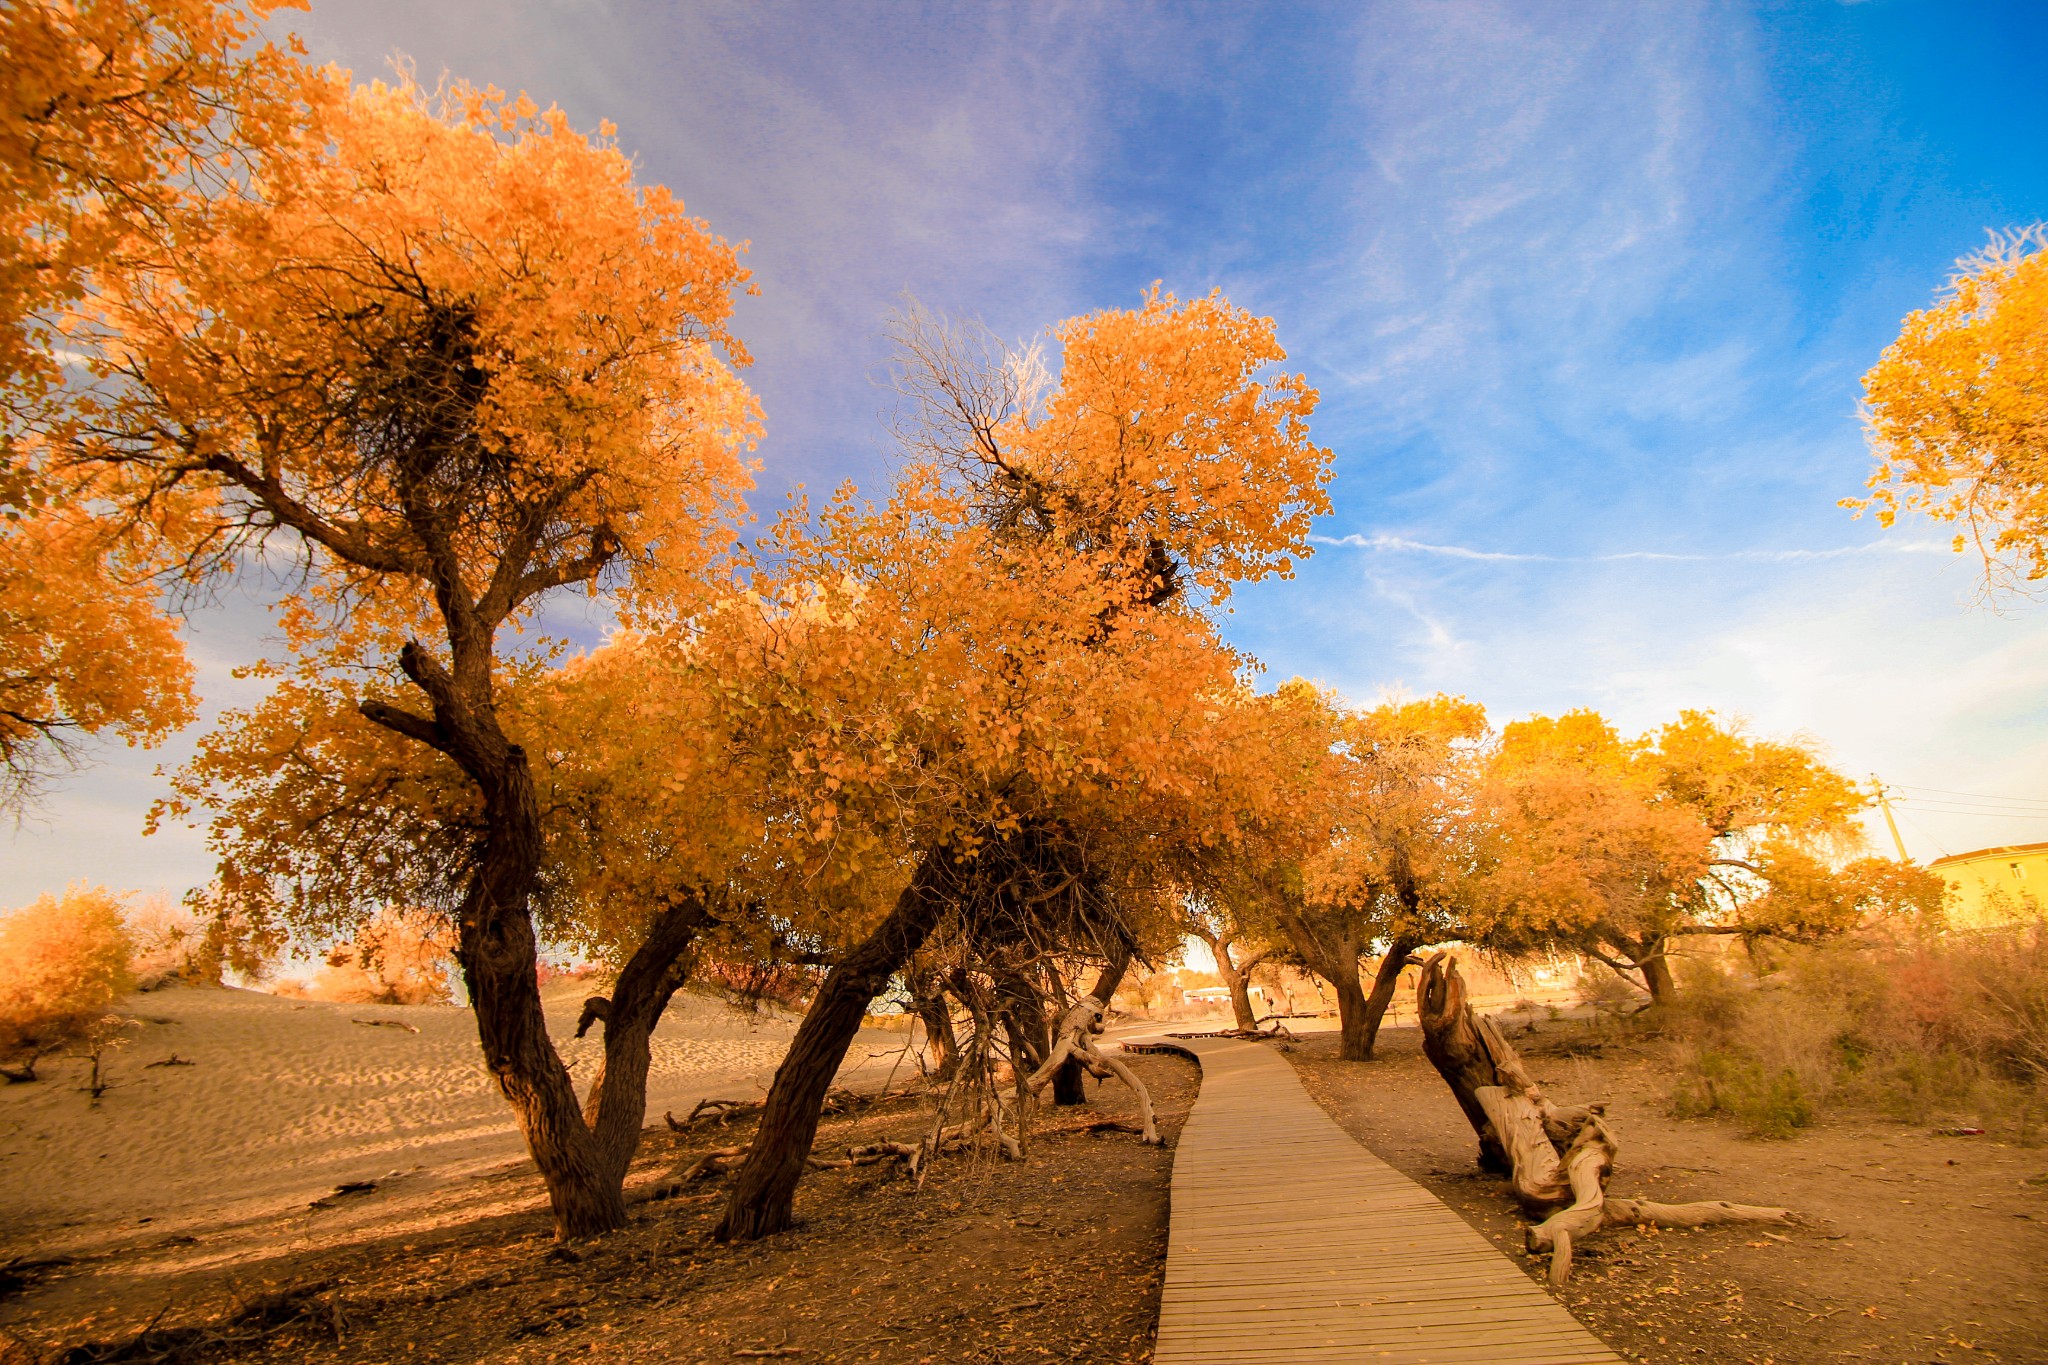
[[0, 1032, 1193, 1365], [1285, 1019, 2048, 1365], [0, 984, 914, 1261]]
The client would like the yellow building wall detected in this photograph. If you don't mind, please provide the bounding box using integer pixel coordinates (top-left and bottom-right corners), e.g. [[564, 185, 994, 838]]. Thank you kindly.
[[1932, 843, 2048, 928]]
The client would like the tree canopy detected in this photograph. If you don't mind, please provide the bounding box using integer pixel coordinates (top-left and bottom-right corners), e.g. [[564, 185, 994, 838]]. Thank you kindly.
[[1853, 225, 2048, 592]]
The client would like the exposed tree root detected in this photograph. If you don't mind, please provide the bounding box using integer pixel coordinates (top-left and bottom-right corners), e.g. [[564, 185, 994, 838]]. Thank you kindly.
[[1023, 996, 1159, 1143], [1417, 952, 1791, 1283]]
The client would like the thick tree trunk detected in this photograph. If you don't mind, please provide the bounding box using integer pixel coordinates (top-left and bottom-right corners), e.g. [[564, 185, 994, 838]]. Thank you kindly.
[[1054, 946, 1130, 1105], [438, 739, 625, 1239], [1226, 971, 1258, 1031], [1638, 937, 1677, 1004], [1332, 968, 1372, 1062], [1415, 950, 1515, 1171], [716, 855, 953, 1242], [1272, 904, 1369, 1060], [1356, 936, 1417, 1059]]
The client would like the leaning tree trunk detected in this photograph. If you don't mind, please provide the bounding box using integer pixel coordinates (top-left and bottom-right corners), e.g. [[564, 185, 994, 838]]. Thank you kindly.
[[716, 854, 954, 1242], [1356, 936, 1418, 1060], [1053, 946, 1130, 1105], [1636, 936, 1677, 1004], [577, 896, 715, 1191], [1415, 951, 1789, 1284]]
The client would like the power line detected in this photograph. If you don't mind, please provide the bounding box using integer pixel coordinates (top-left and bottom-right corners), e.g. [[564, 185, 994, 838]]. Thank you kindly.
[[1896, 802, 2048, 819], [1895, 783, 2048, 808]]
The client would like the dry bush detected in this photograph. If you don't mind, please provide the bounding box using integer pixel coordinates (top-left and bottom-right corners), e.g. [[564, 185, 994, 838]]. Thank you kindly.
[[304, 908, 455, 1006], [1574, 964, 1648, 1015], [0, 886, 134, 1080], [695, 957, 811, 1012], [1665, 923, 2048, 1140]]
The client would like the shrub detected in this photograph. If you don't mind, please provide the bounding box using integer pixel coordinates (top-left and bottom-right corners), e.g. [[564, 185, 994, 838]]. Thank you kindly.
[[127, 889, 283, 990], [305, 907, 455, 1005], [1574, 965, 1647, 1015], [1664, 921, 2048, 1140], [1670, 1046, 1815, 1137], [0, 886, 135, 1079]]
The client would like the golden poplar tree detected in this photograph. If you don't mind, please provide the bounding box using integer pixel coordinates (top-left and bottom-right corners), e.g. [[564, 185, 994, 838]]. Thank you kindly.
[[1853, 226, 2048, 591]]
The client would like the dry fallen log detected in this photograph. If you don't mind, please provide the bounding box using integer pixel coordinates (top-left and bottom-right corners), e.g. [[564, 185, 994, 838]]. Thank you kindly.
[[1166, 1022, 1296, 1042], [1416, 952, 1791, 1284], [674, 1146, 746, 1183]]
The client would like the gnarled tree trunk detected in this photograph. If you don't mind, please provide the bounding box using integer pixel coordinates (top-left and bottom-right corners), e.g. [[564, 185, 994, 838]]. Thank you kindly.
[[1053, 946, 1130, 1105], [451, 757, 713, 1240], [716, 853, 954, 1242], [448, 738, 629, 1240], [1273, 905, 1373, 1061], [1416, 952, 1789, 1283], [577, 896, 715, 1191], [1025, 992, 1159, 1143]]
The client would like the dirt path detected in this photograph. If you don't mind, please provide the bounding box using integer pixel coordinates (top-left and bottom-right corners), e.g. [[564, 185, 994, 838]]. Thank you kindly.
[[1283, 1022, 2048, 1365], [1, 1052, 1198, 1364]]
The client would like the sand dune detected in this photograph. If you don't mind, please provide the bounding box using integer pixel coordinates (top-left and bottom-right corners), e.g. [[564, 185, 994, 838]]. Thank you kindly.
[[0, 984, 914, 1251]]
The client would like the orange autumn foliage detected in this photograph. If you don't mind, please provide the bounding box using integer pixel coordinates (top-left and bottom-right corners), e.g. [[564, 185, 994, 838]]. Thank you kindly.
[[1472, 708, 1880, 998], [0, 497, 194, 810], [1853, 226, 2048, 591], [0, 885, 134, 1067], [76, 73, 759, 641], [2, 0, 324, 400], [2, 0, 318, 802]]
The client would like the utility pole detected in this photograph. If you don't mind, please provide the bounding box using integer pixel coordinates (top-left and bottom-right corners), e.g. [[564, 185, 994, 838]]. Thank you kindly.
[[1871, 775, 1911, 861]]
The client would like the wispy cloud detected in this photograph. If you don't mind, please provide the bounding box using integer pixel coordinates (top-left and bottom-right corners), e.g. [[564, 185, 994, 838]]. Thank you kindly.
[[1310, 533, 1952, 564]]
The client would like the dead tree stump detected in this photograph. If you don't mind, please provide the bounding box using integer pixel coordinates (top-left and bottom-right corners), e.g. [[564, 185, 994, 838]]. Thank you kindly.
[[1415, 952, 1790, 1283]]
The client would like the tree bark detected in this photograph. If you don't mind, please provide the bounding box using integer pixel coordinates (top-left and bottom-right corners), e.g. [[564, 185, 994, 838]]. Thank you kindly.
[[1331, 967, 1372, 1062], [1415, 950, 1514, 1171], [1272, 901, 1371, 1061], [443, 745, 630, 1239], [716, 853, 954, 1242], [1638, 936, 1677, 1004]]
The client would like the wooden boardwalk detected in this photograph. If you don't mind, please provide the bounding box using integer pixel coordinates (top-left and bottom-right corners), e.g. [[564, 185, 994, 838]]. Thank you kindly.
[[1131, 1034, 1622, 1365]]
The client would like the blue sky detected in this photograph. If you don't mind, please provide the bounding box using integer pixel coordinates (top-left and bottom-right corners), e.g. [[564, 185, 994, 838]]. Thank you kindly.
[[7, 0, 2046, 902]]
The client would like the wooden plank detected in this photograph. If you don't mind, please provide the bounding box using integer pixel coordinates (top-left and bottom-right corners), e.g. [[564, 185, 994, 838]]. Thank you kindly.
[[1136, 1034, 1623, 1365]]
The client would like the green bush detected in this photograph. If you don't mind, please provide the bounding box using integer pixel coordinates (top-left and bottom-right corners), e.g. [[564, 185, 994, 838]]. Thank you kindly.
[[1664, 921, 2048, 1141], [1670, 1047, 1814, 1138]]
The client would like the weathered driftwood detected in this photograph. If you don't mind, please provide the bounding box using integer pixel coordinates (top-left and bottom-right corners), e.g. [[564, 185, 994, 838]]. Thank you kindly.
[[1416, 952, 1790, 1283]]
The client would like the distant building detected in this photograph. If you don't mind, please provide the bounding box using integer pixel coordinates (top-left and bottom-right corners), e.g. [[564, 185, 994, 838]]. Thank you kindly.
[[1929, 841, 2048, 927]]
